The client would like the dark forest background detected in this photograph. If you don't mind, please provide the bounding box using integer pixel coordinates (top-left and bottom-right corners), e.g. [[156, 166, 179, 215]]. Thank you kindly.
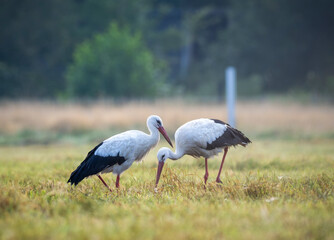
[[1, 0, 333, 99]]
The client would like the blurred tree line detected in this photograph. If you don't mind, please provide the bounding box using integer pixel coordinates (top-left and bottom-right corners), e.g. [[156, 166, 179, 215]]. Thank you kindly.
[[1, 0, 333, 99]]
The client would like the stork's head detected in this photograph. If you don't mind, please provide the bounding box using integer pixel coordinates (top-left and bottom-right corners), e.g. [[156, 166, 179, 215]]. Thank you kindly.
[[147, 115, 173, 148], [155, 147, 170, 188], [157, 147, 170, 163]]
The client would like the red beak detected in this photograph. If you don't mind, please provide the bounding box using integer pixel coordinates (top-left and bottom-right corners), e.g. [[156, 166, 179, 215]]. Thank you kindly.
[[158, 126, 173, 148], [155, 161, 165, 188]]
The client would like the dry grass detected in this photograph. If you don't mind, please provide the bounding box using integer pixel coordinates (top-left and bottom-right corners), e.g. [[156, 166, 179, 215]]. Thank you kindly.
[[0, 99, 333, 134], [0, 99, 333, 239], [0, 140, 333, 239]]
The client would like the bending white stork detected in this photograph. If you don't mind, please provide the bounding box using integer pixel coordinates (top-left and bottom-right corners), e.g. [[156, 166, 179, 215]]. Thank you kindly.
[[155, 118, 251, 188], [67, 115, 173, 192]]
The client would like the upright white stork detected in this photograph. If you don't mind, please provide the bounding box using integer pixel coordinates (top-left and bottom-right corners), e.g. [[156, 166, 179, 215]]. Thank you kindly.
[[155, 118, 251, 188], [67, 115, 173, 192]]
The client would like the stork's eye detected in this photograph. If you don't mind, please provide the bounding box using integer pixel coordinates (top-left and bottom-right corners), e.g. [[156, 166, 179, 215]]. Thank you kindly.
[[156, 120, 161, 126], [162, 154, 165, 159]]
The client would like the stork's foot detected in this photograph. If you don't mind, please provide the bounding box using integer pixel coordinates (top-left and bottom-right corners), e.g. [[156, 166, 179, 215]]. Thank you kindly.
[[216, 178, 223, 184], [203, 175, 208, 190], [204, 173, 209, 185]]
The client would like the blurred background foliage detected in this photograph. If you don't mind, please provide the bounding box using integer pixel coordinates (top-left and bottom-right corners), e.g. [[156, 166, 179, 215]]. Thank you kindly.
[[0, 0, 333, 99], [66, 23, 163, 98]]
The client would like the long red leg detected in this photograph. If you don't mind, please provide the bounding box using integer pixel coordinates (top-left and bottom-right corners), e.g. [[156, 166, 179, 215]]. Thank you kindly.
[[216, 147, 228, 183], [115, 174, 120, 188], [97, 174, 113, 193], [204, 158, 209, 184]]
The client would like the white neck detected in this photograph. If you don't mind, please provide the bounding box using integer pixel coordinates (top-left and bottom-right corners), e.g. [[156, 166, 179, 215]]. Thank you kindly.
[[147, 121, 160, 146], [166, 148, 184, 160]]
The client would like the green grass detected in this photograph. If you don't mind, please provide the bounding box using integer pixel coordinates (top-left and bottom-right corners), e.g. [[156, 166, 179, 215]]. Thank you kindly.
[[0, 138, 334, 239]]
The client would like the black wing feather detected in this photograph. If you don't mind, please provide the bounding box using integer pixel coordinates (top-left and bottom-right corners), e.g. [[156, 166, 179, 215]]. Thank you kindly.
[[206, 119, 251, 150], [67, 142, 126, 186]]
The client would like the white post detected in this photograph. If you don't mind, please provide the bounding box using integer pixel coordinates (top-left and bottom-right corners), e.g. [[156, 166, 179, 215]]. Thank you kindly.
[[226, 66, 236, 127]]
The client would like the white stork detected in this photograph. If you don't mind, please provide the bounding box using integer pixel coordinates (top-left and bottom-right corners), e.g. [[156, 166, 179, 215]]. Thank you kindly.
[[155, 118, 251, 188], [68, 115, 173, 192]]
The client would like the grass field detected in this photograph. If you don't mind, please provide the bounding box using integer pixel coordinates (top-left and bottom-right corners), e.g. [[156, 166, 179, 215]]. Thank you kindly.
[[0, 100, 334, 239]]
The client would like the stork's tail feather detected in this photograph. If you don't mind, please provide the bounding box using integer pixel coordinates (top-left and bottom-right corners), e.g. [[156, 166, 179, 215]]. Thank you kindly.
[[67, 162, 88, 186], [67, 142, 103, 186], [230, 127, 251, 147]]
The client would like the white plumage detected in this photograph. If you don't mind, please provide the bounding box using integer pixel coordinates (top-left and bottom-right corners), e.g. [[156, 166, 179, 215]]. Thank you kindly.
[[173, 118, 228, 158], [68, 115, 173, 192], [96, 129, 160, 175], [155, 118, 251, 188]]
